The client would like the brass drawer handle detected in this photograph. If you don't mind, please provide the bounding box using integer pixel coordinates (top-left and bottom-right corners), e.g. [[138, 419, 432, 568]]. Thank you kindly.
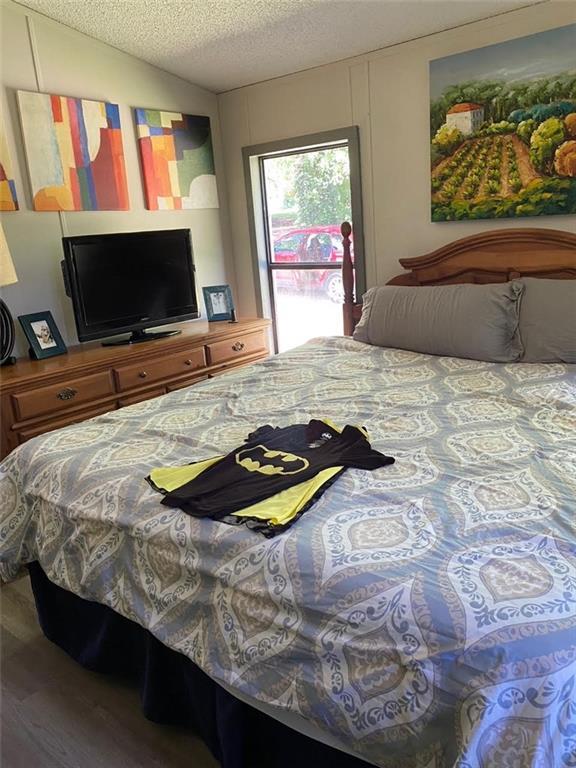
[[138, 371, 148, 379], [57, 387, 78, 401], [232, 341, 245, 352], [184, 359, 194, 366]]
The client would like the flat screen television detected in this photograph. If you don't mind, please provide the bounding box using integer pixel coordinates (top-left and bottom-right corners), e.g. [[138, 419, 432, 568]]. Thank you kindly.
[[62, 229, 199, 345]]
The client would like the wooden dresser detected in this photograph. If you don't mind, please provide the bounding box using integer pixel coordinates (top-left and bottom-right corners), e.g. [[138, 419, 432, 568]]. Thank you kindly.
[[0, 318, 270, 460]]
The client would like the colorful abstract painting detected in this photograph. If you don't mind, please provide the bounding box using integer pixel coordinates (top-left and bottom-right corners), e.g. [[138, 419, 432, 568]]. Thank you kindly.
[[430, 24, 576, 221], [17, 91, 129, 211], [135, 109, 218, 210], [0, 120, 19, 211]]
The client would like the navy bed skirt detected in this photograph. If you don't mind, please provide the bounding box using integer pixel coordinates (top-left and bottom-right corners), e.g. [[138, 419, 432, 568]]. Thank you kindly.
[[28, 563, 373, 768]]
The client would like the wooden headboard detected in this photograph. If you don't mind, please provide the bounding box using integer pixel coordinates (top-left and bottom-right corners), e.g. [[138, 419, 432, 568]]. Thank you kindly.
[[341, 222, 576, 336]]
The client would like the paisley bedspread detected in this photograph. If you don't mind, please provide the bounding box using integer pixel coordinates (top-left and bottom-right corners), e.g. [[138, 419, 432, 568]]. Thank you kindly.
[[1, 336, 575, 768]]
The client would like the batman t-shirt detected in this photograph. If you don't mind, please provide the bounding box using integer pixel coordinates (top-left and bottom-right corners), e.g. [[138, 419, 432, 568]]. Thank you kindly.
[[157, 419, 393, 519]]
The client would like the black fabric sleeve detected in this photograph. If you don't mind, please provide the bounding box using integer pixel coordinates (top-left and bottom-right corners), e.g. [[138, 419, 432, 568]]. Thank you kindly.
[[245, 424, 276, 443], [342, 451, 395, 470], [337, 425, 395, 470]]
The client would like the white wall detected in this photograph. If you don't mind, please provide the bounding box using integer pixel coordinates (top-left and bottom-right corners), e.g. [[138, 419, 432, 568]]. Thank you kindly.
[[218, 2, 576, 317], [0, 0, 236, 356]]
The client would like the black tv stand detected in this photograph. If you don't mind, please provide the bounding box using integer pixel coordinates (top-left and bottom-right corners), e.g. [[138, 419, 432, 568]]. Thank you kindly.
[[102, 328, 182, 347]]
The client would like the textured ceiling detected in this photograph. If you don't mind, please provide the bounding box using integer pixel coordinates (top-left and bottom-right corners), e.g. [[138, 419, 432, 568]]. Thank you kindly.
[[15, 0, 545, 93]]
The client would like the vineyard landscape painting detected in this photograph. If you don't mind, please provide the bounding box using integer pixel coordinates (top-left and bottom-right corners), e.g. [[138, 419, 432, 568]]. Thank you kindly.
[[430, 25, 576, 221]]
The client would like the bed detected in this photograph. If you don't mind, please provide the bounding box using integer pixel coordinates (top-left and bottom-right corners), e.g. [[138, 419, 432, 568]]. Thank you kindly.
[[1, 226, 575, 768]]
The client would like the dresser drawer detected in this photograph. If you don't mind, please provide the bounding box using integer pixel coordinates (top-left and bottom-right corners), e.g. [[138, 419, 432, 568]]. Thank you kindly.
[[206, 331, 266, 366], [114, 347, 206, 391], [11, 372, 115, 421]]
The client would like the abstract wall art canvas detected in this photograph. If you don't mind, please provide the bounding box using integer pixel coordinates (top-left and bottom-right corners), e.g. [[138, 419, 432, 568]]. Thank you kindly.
[[134, 109, 218, 210], [0, 120, 19, 211], [430, 24, 576, 221], [17, 91, 129, 211]]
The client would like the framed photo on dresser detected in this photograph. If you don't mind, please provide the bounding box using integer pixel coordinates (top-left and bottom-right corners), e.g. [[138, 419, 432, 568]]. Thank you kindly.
[[18, 311, 67, 360], [203, 284, 234, 321]]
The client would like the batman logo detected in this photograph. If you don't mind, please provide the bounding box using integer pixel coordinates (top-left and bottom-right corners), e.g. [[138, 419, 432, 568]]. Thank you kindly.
[[235, 445, 309, 476]]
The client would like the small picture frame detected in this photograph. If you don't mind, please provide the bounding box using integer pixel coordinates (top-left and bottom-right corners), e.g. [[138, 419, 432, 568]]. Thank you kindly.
[[202, 284, 234, 321], [18, 311, 67, 360]]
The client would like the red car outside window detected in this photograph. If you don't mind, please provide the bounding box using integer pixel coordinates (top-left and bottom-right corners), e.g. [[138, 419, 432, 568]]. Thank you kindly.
[[271, 226, 352, 302]]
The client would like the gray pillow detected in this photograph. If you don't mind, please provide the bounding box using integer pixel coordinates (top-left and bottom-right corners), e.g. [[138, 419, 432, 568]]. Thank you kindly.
[[353, 281, 524, 362], [520, 278, 576, 363]]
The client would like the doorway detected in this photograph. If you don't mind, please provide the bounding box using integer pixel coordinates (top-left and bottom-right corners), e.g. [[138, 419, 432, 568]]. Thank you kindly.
[[243, 128, 364, 353]]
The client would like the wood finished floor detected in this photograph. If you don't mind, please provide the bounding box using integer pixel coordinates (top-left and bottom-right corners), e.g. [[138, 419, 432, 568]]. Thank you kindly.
[[1, 576, 219, 768]]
